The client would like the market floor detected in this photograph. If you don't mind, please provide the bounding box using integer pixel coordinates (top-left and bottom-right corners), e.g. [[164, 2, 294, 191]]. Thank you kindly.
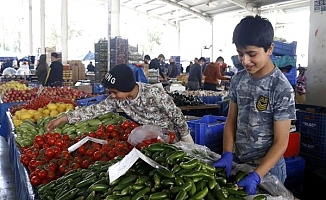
[[0, 136, 17, 200]]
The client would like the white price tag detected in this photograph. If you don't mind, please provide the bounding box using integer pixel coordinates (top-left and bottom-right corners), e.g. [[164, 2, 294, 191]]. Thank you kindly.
[[108, 148, 139, 183], [136, 148, 164, 169], [88, 137, 108, 145], [36, 85, 44, 97], [68, 136, 90, 153]]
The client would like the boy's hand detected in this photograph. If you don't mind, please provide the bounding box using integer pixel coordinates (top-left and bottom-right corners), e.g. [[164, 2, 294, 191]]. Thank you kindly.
[[212, 152, 233, 177], [237, 171, 261, 195]]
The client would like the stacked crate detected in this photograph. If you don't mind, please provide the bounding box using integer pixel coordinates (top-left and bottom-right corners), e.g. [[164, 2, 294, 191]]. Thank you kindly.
[[94, 38, 109, 83], [110, 36, 129, 67], [67, 60, 85, 84], [271, 41, 297, 86], [62, 64, 73, 86]]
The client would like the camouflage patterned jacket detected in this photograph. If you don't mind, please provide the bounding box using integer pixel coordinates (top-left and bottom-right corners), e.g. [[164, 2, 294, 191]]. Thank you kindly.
[[67, 83, 190, 140]]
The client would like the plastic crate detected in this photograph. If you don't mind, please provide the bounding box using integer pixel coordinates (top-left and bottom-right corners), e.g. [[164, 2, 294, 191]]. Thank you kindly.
[[284, 132, 300, 158], [77, 94, 107, 107], [187, 115, 227, 153], [273, 41, 297, 56], [199, 96, 222, 104], [93, 83, 105, 94], [299, 133, 326, 167], [283, 65, 297, 85], [295, 104, 326, 137], [284, 156, 305, 198]]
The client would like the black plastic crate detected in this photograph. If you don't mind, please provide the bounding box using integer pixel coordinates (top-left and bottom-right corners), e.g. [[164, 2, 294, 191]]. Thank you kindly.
[[295, 104, 326, 137]]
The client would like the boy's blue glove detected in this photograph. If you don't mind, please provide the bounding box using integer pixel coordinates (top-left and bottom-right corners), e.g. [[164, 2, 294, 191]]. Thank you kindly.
[[237, 171, 261, 195], [212, 152, 233, 177]]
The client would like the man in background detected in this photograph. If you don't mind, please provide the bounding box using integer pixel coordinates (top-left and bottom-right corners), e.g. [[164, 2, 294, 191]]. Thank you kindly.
[[46, 52, 63, 86], [167, 58, 179, 79], [187, 57, 206, 90], [149, 54, 166, 80], [87, 61, 95, 72]]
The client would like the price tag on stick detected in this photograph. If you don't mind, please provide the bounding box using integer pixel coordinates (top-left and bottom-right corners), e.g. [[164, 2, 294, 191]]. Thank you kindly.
[[67, 136, 108, 153]]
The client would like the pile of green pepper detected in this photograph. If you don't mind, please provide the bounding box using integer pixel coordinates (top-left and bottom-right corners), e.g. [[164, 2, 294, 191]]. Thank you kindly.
[[37, 143, 268, 200]]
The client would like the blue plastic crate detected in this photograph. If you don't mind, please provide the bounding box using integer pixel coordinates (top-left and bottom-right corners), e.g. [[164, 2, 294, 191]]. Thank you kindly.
[[93, 83, 105, 94], [283, 66, 297, 85], [295, 104, 326, 137], [187, 115, 227, 153], [273, 41, 297, 56], [285, 156, 305, 178], [299, 132, 326, 167], [77, 94, 107, 107]]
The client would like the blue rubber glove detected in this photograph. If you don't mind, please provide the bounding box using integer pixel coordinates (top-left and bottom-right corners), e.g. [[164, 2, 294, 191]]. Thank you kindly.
[[212, 152, 233, 177], [237, 171, 261, 195]]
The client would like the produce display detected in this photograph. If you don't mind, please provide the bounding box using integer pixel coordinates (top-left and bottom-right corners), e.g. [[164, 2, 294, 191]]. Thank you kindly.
[[36, 143, 268, 200], [2, 86, 93, 103], [168, 91, 205, 106], [19, 117, 140, 188], [0, 80, 29, 97]]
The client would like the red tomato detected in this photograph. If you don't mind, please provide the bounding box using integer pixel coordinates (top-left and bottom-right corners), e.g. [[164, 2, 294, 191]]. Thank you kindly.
[[53, 132, 61, 139], [47, 171, 56, 181], [100, 156, 110, 161], [71, 162, 81, 169], [131, 122, 139, 129], [63, 134, 70, 141], [34, 135, 44, 145], [52, 146, 61, 154], [30, 175, 41, 186], [85, 149, 95, 157], [74, 157, 83, 164], [61, 151, 71, 160], [38, 169, 48, 179], [81, 160, 91, 169], [20, 155, 30, 166], [93, 151, 102, 161], [47, 137, 56, 146], [115, 142, 124, 148], [77, 145, 86, 155], [28, 159, 37, 170], [54, 139, 64, 148], [108, 150, 116, 159], [89, 132, 96, 138], [168, 132, 176, 143], [110, 131, 118, 139], [58, 165, 66, 174], [45, 148, 55, 158], [106, 125, 115, 133], [121, 121, 130, 130]]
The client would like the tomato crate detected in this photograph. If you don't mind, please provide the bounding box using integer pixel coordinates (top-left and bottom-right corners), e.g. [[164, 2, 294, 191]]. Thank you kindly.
[[77, 94, 107, 107], [273, 41, 297, 56], [295, 104, 326, 138], [187, 115, 227, 154]]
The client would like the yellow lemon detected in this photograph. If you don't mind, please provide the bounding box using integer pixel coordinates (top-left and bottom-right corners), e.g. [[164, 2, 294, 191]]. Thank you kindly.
[[65, 104, 74, 111], [37, 108, 44, 112], [57, 106, 66, 113], [13, 119, 23, 127], [12, 115, 18, 120], [50, 110, 59, 118], [43, 109, 50, 115], [33, 112, 43, 121], [20, 113, 33, 120], [47, 103, 58, 111]]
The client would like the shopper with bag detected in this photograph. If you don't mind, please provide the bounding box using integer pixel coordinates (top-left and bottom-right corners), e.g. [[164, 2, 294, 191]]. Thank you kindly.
[[213, 15, 296, 195], [46, 64, 194, 143]]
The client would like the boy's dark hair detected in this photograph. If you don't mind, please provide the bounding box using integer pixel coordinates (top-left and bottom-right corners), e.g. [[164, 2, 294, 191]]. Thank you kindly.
[[232, 15, 274, 52], [216, 56, 224, 62], [199, 57, 206, 62]]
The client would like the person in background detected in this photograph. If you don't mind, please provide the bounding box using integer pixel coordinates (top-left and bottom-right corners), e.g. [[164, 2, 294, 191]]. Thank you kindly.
[[143, 55, 151, 78], [203, 60, 230, 91], [187, 57, 205, 90], [87, 61, 95, 72], [45, 52, 63, 86], [46, 64, 194, 144], [149, 54, 166, 80], [180, 64, 184, 74], [213, 15, 296, 195], [167, 58, 179, 79], [194, 57, 199, 64], [216, 56, 228, 75], [295, 66, 307, 104], [36, 54, 48, 86], [186, 61, 193, 73]]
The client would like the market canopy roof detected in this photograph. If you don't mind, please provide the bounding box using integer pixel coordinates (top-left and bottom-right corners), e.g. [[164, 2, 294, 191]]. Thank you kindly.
[[112, 0, 310, 27]]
